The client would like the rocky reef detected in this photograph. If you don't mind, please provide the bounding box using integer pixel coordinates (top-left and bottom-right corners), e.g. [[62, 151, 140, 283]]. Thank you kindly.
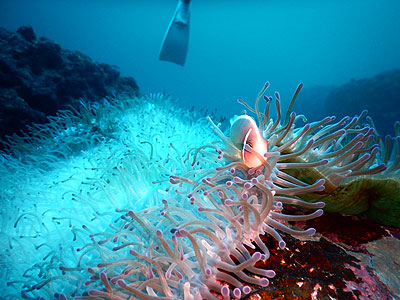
[[0, 25, 139, 142], [324, 69, 400, 137], [297, 70, 400, 137]]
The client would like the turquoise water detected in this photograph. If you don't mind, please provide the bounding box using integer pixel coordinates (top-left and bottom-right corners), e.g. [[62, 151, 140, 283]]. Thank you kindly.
[[1, 0, 400, 119]]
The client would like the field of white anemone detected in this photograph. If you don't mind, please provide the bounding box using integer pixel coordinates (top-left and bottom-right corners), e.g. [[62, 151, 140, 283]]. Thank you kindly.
[[1, 83, 398, 300]]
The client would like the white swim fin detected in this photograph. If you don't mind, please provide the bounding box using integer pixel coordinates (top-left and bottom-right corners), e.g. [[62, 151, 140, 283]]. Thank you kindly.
[[159, 0, 191, 66]]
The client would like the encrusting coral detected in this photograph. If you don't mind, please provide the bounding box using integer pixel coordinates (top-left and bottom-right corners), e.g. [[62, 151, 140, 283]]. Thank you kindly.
[[1, 82, 399, 300]]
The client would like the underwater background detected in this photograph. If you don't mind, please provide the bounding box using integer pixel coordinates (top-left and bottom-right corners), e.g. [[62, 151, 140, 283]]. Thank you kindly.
[[1, 0, 400, 122], [1, 1, 400, 300]]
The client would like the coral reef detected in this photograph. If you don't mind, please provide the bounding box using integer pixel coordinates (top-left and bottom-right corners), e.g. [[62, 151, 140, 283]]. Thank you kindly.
[[1, 82, 399, 299], [0, 25, 139, 142]]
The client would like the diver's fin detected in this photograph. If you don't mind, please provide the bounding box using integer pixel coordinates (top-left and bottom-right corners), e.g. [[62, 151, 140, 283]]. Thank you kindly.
[[159, 0, 191, 66]]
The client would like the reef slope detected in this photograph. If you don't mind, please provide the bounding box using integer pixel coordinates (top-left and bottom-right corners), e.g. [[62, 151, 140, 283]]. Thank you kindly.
[[0, 25, 139, 142]]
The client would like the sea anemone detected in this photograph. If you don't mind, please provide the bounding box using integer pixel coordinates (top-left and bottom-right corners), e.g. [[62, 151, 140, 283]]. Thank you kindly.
[[1, 82, 398, 300], [59, 83, 324, 300], [0, 93, 217, 299], [236, 83, 400, 227]]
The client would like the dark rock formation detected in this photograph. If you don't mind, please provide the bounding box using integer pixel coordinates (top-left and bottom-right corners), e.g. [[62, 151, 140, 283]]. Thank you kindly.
[[0, 25, 139, 142], [324, 70, 400, 137], [296, 71, 400, 137]]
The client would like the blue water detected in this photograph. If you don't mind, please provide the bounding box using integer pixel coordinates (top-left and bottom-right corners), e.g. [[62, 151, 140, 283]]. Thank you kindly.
[[1, 0, 400, 119]]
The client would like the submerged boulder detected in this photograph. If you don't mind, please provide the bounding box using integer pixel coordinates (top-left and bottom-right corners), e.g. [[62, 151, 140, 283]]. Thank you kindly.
[[0, 25, 139, 142]]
